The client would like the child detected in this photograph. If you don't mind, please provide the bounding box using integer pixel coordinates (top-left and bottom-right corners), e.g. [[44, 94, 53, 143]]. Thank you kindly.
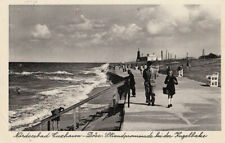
[[164, 70, 178, 108]]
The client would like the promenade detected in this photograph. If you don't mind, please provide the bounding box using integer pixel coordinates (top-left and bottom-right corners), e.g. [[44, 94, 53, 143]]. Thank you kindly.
[[114, 69, 221, 131]]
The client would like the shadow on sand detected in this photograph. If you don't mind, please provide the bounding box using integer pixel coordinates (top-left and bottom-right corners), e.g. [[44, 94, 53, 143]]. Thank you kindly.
[[200, 84, 210, 87]]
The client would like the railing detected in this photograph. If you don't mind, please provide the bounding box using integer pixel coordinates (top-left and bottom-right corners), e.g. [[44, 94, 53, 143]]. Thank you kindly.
[[24, 78, 129, 131]]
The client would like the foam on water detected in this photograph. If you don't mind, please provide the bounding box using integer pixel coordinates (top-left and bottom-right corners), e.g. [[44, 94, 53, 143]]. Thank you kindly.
[[9, 63, 110, 130], [36, 76, 83, 82], [10, 70, 73, 76], [45, 71, 73, 75]]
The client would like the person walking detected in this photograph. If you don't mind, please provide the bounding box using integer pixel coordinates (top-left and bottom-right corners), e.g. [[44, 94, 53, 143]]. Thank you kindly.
[[138, 65, 143, 75], [166, 65, 171, 75], [127, 70, 136, 97], [143, 61, 156, 106], [164, 70, 178, 108]]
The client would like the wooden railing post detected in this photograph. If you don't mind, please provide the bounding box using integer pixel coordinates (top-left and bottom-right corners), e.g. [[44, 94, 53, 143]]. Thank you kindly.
[[57, 120, 60, 131], [52, 121, 55, 131], [73, 108, 77, 130], [77, 106, 81, 128], [47, 120, 51, 131], [39, 123, 42, 131], [112, 95, 116, 114]]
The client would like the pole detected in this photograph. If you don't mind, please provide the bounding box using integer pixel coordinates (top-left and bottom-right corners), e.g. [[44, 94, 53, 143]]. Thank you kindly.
[[73, 109, 77, 130]]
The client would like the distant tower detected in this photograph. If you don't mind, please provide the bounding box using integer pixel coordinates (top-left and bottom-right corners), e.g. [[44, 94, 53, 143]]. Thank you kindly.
[[161, 50, 163, 60], [166, 50, 168, 60], [202, 49, 205, 60], [136, 48, 140, 62], [175, 54, 176, 59], [168, 52, 170, 60], [186, 52, 189, 58]]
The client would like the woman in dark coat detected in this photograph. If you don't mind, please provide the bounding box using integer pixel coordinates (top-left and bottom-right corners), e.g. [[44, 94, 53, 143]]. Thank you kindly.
[[128, 70, 136, 97], [164, 70, 178, 108]]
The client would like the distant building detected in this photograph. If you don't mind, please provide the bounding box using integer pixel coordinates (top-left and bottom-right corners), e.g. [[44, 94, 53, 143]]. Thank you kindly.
[[147, 54, 157, 61], [199, 53, 219, 59], [136, 49, 158, 62]]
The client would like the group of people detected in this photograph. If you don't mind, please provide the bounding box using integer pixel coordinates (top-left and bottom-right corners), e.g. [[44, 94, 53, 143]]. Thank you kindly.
[[112, 63, 147, 74], [127, 61, 178, 108]]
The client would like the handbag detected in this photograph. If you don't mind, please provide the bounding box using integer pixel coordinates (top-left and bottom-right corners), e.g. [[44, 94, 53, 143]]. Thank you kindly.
[[163, 87, 168, 94]]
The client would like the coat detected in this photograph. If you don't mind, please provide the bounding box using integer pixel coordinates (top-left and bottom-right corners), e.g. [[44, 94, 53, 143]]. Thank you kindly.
[[143, 68, 156, 87], [128, 73, 135, 87], [164, 75, 178, 95]]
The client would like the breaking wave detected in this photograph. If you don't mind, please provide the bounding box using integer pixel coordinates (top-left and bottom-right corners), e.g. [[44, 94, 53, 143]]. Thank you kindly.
[[9, 63, 109, 131]]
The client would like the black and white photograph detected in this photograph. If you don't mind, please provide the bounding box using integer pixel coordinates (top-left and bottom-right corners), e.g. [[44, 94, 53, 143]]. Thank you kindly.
[[8, 4, 221, 132]]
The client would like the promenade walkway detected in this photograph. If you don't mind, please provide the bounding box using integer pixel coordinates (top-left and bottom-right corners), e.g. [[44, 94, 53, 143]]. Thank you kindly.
[[114, 69, 221, 131]]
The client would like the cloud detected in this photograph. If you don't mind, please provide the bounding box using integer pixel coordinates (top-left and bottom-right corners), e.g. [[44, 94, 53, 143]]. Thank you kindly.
[[71, 32, 88, 39], [138, 5, 220, 36], [198, 5, 220, 20], [108, 23, 142, 40], [67, 15, 105, 31], [31, 24, 51, 39], [82, 23, 143, 45], [56, 14, 105, 39], [57, 33, 65, 37], [76, 15, 105, 30], [147, 20, 175, 36], [90, 32, 107, 44], [72, 23, 142, 47], [74, 15, 93, 30]]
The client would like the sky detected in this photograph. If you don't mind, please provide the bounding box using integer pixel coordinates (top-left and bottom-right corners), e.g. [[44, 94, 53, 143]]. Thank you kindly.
[[9, 5, 220, 62]]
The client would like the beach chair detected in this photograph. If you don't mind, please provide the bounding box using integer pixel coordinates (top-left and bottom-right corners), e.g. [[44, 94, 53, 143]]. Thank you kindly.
[[206, 72, 219, 87]]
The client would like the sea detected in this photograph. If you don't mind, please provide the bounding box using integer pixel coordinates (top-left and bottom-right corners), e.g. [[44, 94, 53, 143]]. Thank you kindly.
[[9, 62, 110, 131]]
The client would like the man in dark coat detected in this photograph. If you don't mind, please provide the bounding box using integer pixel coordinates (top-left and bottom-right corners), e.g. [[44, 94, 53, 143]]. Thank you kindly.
[[128, 70, 136, 97], [143, 61, 156, 106]]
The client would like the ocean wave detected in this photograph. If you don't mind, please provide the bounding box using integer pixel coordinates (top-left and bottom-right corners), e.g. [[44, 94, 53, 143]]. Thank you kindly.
[[78, 71, 97, 77], [10, 71, 73, 76], [45, 71, 73, 75], [9, 111, 17, 117], [11, 71, 39, 75], [9, 63, 110, 130], [36, 75, 83, 82], [80, 70, 92, 74], [38, 88, 64, 96]]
